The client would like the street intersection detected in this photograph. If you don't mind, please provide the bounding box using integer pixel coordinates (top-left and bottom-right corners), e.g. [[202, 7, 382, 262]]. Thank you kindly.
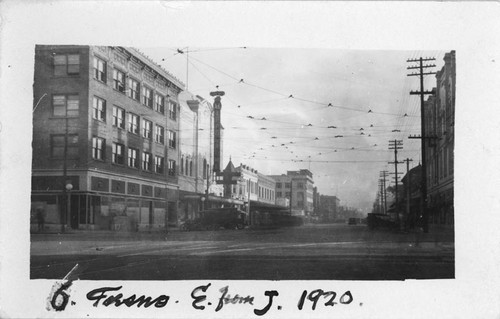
[[31, 223, 454, 280]]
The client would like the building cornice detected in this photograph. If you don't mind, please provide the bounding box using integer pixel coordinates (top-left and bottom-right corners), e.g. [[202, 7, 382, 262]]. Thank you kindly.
[[119, 47, 185, 92]]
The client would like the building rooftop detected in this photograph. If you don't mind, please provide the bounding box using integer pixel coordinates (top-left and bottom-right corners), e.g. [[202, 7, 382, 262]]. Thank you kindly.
[[128, 47, 186, 90]]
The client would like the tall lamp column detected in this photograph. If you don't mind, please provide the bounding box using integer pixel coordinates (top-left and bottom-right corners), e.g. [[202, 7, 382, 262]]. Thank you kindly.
[[65, 182, 73, 231]]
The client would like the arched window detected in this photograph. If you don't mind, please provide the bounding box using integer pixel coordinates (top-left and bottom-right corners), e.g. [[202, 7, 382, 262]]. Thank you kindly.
[[181, 156, 184, 175], [189, 160, 193, 177]]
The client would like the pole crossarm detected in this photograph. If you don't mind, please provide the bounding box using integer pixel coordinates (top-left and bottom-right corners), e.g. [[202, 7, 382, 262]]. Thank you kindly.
[[408, 72, 437, 77], [410, 90, 435, 95], [407, 58, 436, 62], [409, 134, 439, 140], [407, 64, 436, 70]]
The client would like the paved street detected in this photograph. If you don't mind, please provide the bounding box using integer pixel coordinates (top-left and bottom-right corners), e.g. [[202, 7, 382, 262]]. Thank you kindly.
[[31, 223, 454, 280]]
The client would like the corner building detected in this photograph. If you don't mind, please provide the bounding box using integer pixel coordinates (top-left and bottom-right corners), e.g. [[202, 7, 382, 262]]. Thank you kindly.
[[31, 45, 184, 231]]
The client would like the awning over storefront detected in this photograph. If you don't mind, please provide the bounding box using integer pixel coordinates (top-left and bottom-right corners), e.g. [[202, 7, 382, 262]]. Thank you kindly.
[[181, 194, 202, 200], [249, 200, 289, 212], [207, 195, 244, 205], [180, 192, 245, 205]]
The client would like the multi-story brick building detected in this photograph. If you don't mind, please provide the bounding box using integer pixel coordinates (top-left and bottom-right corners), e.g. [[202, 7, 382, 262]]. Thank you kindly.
[[272, 175, 292, 208], [224, 160, 276, 208], [270, 169, 314, 216], [424, 50, 455, 226], [31, 45, 184, 231], [224, 162, 277, 207], [229, 163, 259, 204], [219, 161, 281, 225], [318, 195, 340, 222], [257, 174, 276, 206]]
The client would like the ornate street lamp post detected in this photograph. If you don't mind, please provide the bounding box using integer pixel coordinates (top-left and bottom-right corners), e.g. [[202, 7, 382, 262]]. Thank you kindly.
[[64, 182, 73, 232]]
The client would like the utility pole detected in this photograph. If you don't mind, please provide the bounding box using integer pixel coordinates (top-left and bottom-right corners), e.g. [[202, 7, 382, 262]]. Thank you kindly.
[[380, 170, 389, 215], [404, 158, 413, 231], [407, 57, 436, 233], [379, 180, 383, 214], [388, 140, 403, 229], [378, 179, 383, 214]]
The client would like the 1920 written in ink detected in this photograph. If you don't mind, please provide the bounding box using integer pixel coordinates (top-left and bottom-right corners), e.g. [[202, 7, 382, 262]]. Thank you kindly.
[[80, 283, 355, 315]]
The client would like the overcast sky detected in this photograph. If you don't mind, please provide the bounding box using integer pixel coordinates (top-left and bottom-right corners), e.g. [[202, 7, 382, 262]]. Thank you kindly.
[[140, 47, 448, 213]]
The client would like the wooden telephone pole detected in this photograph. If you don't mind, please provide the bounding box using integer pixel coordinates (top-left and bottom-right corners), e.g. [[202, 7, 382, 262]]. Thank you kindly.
[[404, 158, 413, 230], [380, 170, 389, 215], [389, 140, 403, 229], [407, 57, 436, 233]]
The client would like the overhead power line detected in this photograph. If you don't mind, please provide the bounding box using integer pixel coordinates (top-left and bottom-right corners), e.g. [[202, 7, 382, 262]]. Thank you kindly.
[[186, 54, 422, 117]]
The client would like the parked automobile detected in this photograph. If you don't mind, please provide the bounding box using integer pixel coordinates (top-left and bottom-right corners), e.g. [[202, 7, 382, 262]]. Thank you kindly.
[[348, 217, 358, 225], [180, 207, 247, 231]]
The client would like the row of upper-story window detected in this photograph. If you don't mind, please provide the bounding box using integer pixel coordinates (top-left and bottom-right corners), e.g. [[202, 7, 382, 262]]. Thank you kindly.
[[276, 182, 304, 189], [51, 94, 177, 148], [52, 53, 177, 120], [231, 181, 304, 200], [108, 101, 177, 148], [230, 180, 258, 197], [222, 179, 308, 197], [258, 186, 275, 201], [180, 156, 210, 179], [276, 191, 291, 198], [50, 133, 176, 176]]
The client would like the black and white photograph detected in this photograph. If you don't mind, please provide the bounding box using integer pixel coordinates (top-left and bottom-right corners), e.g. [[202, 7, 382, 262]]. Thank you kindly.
[[1, 1, 499, 319], [29, 46, 455, 281]]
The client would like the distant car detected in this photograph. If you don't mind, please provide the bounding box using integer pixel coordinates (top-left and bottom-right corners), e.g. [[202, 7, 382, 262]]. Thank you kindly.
[[180, 207, 247, 231], [348, 218, 358, 225]]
